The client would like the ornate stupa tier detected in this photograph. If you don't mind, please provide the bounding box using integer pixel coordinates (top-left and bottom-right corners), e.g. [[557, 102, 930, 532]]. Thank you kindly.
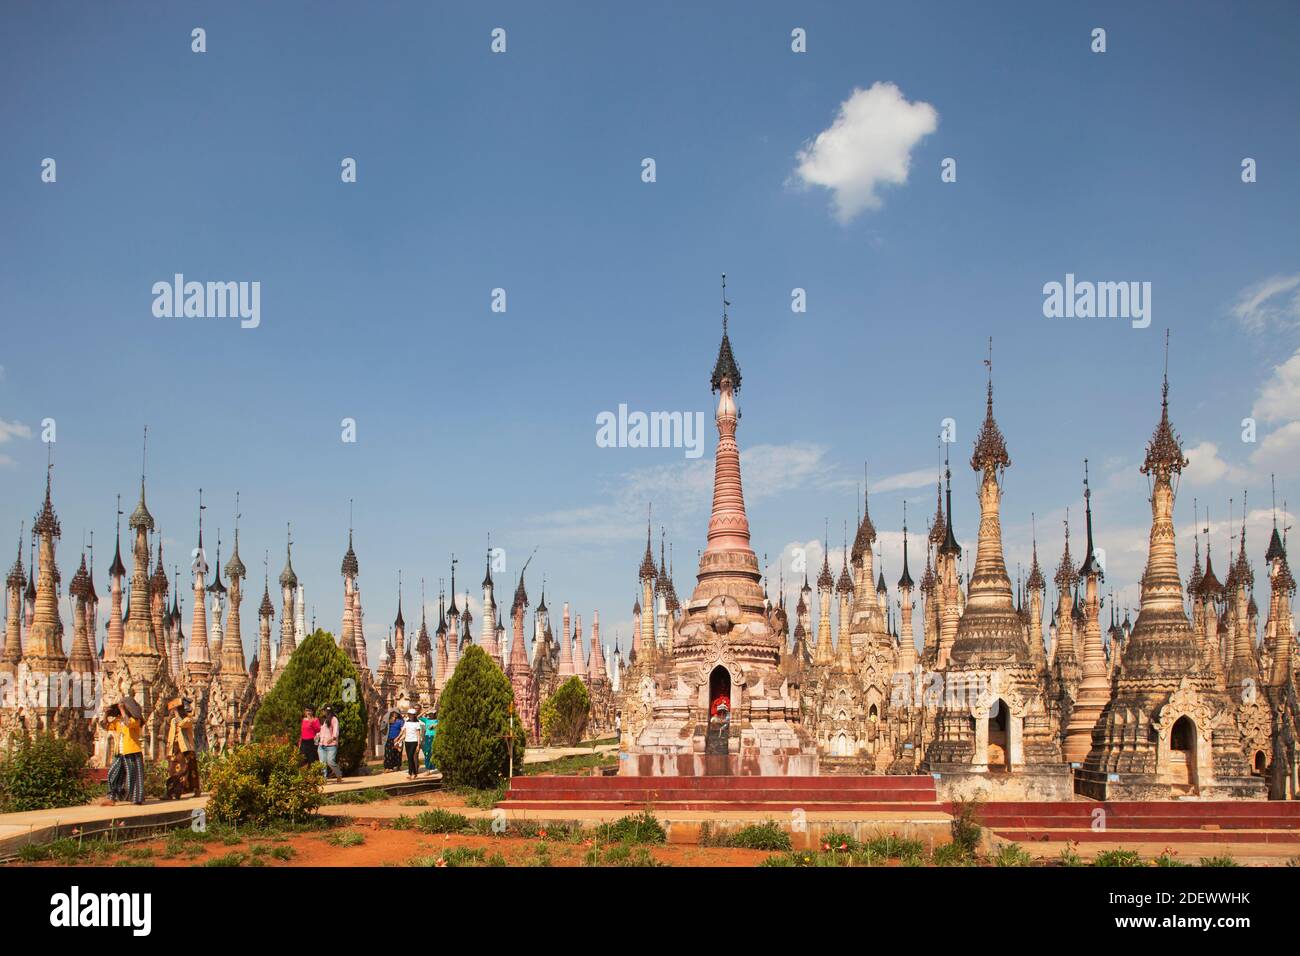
[[679, 318, 769, 646], [949, 362, 1027, 668]]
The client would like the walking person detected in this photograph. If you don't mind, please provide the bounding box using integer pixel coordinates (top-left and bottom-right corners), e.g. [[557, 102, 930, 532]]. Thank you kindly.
[[401, 708, 424, 779], [103, 697, 145, 806], [317, 705, 344, 783], [299, 706, 321, 766], [419, 708, 438, 771], [384, 711, 404, 771], [164, 698, 201, 799]]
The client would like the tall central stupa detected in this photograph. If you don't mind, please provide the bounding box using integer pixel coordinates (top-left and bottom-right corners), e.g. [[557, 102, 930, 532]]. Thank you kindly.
[[619, 285, 818, 775]]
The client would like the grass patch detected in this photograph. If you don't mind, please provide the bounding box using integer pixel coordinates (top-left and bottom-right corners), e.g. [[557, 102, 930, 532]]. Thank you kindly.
[[324, 787, 389, 805], [759, 850, 852, 868], [398, 799, 429, 807], [323, 829, 366, 847], [595, 810, 666, 845], [523, 751, 618, 776], [863, 833, 925, 860], [202, 851, 247, 868], [409, 846, 488, 868], [993, 842, 1034, 867], [1093, 849, 1144, 867], [584, 843, 664, 867], [414, 809, 471, 834], [1057, 844, 1085, 867], [716, 820, 791, 851], [20, 837, 113, 864], [930, 842, 974, 867], [1198, 854, 1239, 867], [453, 783, 508, 809], [1153, 850, 1189, 867]]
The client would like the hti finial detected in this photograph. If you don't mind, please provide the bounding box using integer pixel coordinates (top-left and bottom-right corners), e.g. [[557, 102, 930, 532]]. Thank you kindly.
[[984, 336, 993, 401], [721, 273, 729, 334], [1162, 328, 1171, 403]]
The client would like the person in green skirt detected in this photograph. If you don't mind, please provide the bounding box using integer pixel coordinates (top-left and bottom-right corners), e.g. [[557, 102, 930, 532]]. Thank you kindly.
[[420, 708, 438, 771]]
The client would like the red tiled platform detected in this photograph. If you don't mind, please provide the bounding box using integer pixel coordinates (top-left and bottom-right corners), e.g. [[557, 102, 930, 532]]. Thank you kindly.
[[501, 774, 939, 810], [975, 800, 1300, 846], [975, 801, 1300, 829]]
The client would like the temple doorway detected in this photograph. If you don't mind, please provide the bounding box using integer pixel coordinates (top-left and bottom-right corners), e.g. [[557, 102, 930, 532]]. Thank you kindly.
[[1169, 715, 1197, 789], [709, 666, 731, 713], [705, 666, 731, 757], [1253, 750, 1267, 774], [987, 699, 1010, 771]]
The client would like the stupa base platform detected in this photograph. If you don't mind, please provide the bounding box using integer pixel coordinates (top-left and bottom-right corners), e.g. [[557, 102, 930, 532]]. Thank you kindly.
[[1074, 768, 1269, 801], [927, 764, 1076, 802], [618, 751, 819, 777], [502, 773, 938, 809]]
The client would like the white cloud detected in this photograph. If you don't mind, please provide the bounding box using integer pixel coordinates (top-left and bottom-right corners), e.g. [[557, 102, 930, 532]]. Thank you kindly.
[[871, 467, 936, 494], [792, 82, 938, 222], [526, 442, 840, 551], [1251, 420, 1300, 474], [1230, 273, 1300, 333], [1182, 440, 1246, 487], [1252, 349, 1300, 424], [0, 419, 32, 444]]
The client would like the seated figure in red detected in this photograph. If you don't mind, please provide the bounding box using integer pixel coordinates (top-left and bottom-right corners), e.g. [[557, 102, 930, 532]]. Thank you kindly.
[[710, 693, 730, 717]]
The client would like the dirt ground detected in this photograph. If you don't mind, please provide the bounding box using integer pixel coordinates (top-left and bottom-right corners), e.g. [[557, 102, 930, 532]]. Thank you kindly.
[[20, 822, 775, 868]]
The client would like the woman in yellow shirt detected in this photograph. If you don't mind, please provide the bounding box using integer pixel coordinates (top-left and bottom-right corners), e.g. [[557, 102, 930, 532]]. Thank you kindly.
[[103, 702, 146, 805]]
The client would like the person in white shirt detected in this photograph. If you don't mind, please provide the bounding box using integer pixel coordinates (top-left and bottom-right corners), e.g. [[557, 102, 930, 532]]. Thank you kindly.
[[401, 708, 425, 778]]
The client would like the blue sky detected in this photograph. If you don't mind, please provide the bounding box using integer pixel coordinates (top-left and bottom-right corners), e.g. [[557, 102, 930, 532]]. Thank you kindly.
[[2, 1, 1298, 664]]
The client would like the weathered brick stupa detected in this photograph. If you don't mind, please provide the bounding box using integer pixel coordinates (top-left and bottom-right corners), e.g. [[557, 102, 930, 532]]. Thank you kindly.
[[1078, 354, 1265, 799], [922, 349, 1072, 799], [619, 282, 818, 775]]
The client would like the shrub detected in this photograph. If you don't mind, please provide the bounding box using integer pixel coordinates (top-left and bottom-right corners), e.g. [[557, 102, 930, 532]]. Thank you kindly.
[[949, 798, 983, 856], [206, 741, 324, 827], [203, 851, 247, 867], [251, 629, 369, 774], [721, 820, 791, 851], [1198, 854, 1239, 867], [431, 645, 525, 788], [540, 677, 591, 746], [0, 733, 96, 812], [596, 810, 666, 845]]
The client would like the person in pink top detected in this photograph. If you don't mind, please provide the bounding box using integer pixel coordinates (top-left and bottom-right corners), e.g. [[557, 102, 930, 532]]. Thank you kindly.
[[299, 707, 321, 766], [317, 705, 344, 783]]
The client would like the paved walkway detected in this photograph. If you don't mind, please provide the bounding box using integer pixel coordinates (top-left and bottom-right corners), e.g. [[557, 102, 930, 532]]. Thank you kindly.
[[0, 741, 617, 857]]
